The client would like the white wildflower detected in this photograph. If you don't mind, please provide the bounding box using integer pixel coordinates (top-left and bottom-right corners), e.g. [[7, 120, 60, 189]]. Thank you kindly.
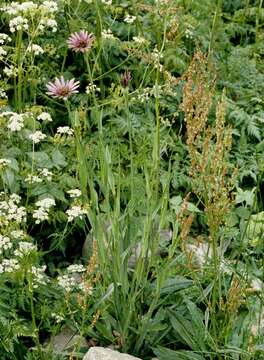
[[32, 207, 49, 223], [27, 44, 44, 55], [25, 174, 43, 183], [0, 47, 7, 59], [67, 189, 82, 198], [67, 264, 86, 273], [3, 65, 18, 78], [0, 235, 12, 254], [102, 0, 112, 5], [7, 113, 24, 131], [124, 14, 136, 24], [56, 126, 74, 136], [28, 131, 46, 144], [10, 193, 21, 203], [66, 205, 88, 222], [39, 168, 52, 181], [35, 197, 55, 209], [0, 159, 11, 168], [0, 33, 11, 45], [51, 313, 64, 323], [9, 16, 29, 32], [0, 89, 8, 99], [0, 259, 20, 273], [10, 230, 25, 239], [33, 197, 55, 224], [86, 83, 101, 95], [39, 1, 58, 13], [39, 18, 57, 32], [14, 241, 37, 257], [0, 195, 26, 226], [101, 29, 114, 39], [132, 36, 147, 44], [31, 265, 47, 288], [37, 112, 52, 122], [57, 274, 76, 292]]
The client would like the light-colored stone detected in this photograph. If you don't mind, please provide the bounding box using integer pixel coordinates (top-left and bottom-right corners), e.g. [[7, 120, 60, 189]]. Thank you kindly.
[[45, 326, 88, 353], [83, 347, 142, 360]]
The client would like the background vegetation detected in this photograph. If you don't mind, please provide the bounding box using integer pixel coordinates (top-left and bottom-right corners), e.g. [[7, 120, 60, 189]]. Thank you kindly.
[[0, 0, 264, 359]]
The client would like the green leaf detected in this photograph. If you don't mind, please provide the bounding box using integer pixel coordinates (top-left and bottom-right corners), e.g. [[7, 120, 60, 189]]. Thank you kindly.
[[159, 276, 193, 295], [51, 149, 67, 168], [154, 346, 206, 360], [27, 151, 52, 168], [168, 309, 200, 350]]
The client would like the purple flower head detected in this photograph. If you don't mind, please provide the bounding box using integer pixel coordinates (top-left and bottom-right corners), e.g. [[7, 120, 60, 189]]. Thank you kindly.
[[121, 70, 132, 87], [67, 30, 94, 53], [46, 76, 80, 100]]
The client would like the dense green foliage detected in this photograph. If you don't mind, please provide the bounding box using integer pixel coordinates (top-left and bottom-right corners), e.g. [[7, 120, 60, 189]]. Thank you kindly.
[[0, 0, 264, 359]]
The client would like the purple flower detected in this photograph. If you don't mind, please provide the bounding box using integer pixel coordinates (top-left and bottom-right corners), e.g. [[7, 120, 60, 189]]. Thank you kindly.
[[67, 30, 94, 53], [121, 70, 132, 87], [46, 76, 80, 100]]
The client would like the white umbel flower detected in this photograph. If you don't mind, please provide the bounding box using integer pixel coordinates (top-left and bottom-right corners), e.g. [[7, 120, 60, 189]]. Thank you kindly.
[[66, 205, 88, 222], [28, 131, 46, 143], [67, 189, 82, 198], [37, 112, 52, 122], [56, 126, 74, 136], [124, 14, 136, 24], [27, 44, 44, 55], [7, 113, 24, 131]]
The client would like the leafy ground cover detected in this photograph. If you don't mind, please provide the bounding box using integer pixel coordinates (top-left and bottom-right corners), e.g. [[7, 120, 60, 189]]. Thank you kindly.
[[0, 0, 264, 359]]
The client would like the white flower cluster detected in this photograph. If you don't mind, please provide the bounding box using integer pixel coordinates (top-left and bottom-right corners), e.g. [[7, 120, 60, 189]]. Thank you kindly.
[[14, 241, 37, 257], [57, 274, 77, 292], [10, 230, 25, 239], [124, 14, 136, 24], [0, 112, 24, 131], [27, 43, 44, 56], [39, 1, 58, 13], [0, 194, 26, 227], [101, 0, 112, 5], [25, 168, 52, 184], [136, 88, 151, 103], [101, 29, 115, 40], [3, 65, 18, 78], [1, 1, 58, 34], [2, 2, 38, 15], [67, 189, 82, 198], [0, 258, 20, 273], [132, 36, 147, 45], [8, 113, 24, 131], [0, 89, 8, 99], [56, 126, 74, 136], [32, 197, 55, 224], [39, 18, 57, 32], [66, 205, 88, 222], [40, 168, 52, 180], [9, 16, 29, 32], [51, 313, 64, 323], [0, 235, 12, 254], [37, 112, 52, 122], [86, 83, 101, 95], [0, 33, 11, 44], [31, 265, 47, 288], [28, 130, 46, 144], [0, 159, 11, 168], [0, 47, 7, 60], [67, 264, 86, 273], [152, 46, 164, 70]]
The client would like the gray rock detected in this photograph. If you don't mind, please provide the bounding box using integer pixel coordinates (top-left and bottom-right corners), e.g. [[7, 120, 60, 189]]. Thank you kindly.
[[83, 347, 142, 360], [46, 326, 88, 353]]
